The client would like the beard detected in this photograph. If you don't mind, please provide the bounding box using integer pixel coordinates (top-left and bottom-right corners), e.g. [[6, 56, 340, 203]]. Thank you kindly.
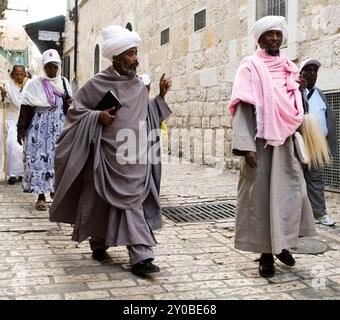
[[118, 61, 139, 77]]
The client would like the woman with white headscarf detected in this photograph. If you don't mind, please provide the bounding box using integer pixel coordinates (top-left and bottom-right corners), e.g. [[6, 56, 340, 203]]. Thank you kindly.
[[0, 65, 31, 184], [17, 49, 72, 211]]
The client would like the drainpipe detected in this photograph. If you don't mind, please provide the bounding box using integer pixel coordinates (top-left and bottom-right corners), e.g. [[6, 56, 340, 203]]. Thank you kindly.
[[73, 0, 78, 90]]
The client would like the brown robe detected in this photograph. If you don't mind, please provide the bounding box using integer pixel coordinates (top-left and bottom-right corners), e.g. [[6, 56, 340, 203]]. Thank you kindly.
[[49, 66, 171, 246], [232, 103, 316, 255]]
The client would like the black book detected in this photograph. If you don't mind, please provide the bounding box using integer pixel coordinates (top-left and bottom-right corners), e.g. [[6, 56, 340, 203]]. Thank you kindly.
[[95, 90, 123, 114]]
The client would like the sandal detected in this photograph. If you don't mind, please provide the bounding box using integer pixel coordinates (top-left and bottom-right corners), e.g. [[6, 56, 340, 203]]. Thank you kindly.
[[35, 199, 47, 211]]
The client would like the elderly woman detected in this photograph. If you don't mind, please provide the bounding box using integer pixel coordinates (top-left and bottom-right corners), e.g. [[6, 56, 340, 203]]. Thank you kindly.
[[17, 49, 72, 211], [1, 65, 31, 184]]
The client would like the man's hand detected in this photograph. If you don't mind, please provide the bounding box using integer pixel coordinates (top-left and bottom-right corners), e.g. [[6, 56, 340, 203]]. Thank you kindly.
[[98, 108, 116, 126], [245, 151, 257, 168], [1, 84, 7, 102], [159, 73, 171, 98], [297, 75, 307, 92]]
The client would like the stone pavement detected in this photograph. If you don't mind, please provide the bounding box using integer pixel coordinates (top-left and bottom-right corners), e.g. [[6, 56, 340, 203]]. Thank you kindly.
[[0, 158, 340, 300]]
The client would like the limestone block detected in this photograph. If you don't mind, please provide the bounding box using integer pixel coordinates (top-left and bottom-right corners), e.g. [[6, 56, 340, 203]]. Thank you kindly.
[[189, 33, 201, 52], [189, 116, 202, 128], [177, 103, 190, 117], [175, 90, 188, 103], [189, 102, 203, 117], [207, 87, 220, 101], [210, 117, 221, 128], [200, 68, 218, 87], [187, 89, 206, 102], [187, 71, 200, 89], [203, 102, 219, 117], [202, 117, 210, 129], [220, 116, 231, 128]]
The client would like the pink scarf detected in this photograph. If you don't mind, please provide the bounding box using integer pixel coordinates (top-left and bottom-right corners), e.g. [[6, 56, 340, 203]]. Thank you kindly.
[[228, 49, 304, 146]]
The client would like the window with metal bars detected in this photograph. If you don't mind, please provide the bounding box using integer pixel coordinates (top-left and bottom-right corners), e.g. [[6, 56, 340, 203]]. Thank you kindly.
[[160, 28, 170, 46], [62, 55, 70, 81], [194, 9, 206, 32], [94, 44, 100, 75], [256, 0, 287, 20], [324, 91, 340, 190]]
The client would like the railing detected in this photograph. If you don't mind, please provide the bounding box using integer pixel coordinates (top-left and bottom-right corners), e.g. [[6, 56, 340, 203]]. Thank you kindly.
[[324, 91, 340, 192]]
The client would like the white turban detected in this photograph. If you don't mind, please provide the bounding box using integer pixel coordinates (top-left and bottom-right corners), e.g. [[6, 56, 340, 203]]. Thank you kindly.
[[252, 15, 288, 44], [101, 25, 141, 59]]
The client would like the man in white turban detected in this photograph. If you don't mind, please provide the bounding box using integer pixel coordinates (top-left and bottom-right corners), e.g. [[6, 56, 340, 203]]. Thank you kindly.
[[50, 25, 172, 276], [102, 25, 142, 60], [228, 16, 316, 278], [252, 15, 288, 45]]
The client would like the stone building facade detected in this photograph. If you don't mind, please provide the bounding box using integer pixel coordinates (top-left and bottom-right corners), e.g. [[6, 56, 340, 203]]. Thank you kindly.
[[63, 0, 340, 169]]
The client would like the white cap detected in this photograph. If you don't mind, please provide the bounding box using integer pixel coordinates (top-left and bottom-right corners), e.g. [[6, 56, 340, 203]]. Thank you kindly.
[[42, 49, 61, 65], [300, 58, 321, 71], [139, 74, 151, 85]]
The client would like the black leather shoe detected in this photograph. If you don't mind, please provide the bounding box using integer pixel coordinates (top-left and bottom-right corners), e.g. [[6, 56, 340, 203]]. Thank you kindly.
[[92, 249, 108, 261], [275, 249, 295, 266], [7, 177, 16, 185], [257, 253, 275, 278], [131, 259, 160, 276]]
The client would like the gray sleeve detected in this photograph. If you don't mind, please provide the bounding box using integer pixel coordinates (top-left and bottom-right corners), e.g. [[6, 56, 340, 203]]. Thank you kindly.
[[232, 102, 257, 156], [151, 95, 172, 124]]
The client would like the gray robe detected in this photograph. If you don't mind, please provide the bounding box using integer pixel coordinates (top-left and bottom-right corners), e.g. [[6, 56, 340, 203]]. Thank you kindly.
[[232, 103, 316, 255], [49, 66, 172, 246]]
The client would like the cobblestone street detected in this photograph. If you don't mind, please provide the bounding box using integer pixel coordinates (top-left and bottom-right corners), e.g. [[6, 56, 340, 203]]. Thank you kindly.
[[0, 158, 340, 300]]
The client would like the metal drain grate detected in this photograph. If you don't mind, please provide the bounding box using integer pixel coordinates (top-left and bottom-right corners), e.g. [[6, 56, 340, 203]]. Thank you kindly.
[[289, 238, 329, 254], [162, 201, 236, 224]]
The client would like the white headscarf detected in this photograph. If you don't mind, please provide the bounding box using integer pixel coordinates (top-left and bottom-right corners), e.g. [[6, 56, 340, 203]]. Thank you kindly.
[[20, 49, 72, 108], [6, 77, 31, 109], [41, 49, 63, 92], [101, 25, 141, 60], [252, 15, 288, 44]]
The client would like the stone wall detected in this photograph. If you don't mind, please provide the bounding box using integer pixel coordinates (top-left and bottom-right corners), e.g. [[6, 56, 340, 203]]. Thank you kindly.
[[64, 0, 340, 169]]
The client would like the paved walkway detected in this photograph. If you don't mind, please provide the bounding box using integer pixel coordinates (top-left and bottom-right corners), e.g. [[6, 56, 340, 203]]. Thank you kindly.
[[0, 158, 340, 300]]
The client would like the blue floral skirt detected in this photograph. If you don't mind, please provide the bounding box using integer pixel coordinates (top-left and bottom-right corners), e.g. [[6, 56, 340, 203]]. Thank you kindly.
[[22, 102, 65, 194]]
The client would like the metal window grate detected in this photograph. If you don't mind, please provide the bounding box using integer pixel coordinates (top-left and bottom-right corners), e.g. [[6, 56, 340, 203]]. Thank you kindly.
[[161, 28, 170, 46], [194, 9, 206, 32], [62, 55, 70, 81], [324, 91, 340, 191], [256, 0, 287, 20], [162, 201, 236, 224], [93, 44, 100, 75]]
